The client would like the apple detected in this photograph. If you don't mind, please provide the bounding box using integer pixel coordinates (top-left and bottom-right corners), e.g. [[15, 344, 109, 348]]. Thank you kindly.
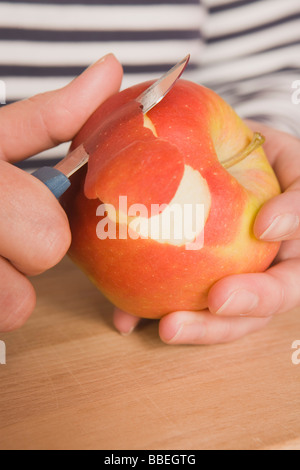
[[61, 79, 281, 319]]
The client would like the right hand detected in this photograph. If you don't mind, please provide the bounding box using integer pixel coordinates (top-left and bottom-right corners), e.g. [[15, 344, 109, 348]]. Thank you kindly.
[[0, 54, 123, 332]]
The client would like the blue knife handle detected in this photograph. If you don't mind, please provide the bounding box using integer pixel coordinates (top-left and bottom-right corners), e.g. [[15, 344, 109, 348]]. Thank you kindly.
[[32, 167, 71, 199]]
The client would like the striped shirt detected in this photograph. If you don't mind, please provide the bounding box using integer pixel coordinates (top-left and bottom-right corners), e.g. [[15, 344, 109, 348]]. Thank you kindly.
[[0, 0, 299, 170]]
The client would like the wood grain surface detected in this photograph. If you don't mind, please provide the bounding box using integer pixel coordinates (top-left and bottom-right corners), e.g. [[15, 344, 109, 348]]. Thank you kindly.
[[0, 256, 300, 450]]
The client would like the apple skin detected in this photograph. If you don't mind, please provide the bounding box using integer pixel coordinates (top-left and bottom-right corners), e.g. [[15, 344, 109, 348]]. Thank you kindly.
[[61, 79, 281, 319]]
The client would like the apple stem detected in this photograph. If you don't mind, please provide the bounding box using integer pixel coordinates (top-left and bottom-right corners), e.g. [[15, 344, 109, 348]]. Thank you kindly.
[[222, 132, 265, 170]]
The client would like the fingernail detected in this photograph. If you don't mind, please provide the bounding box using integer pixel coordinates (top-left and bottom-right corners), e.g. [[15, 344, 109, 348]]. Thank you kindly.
[[88, 53, 116, 69], [164, 324, 184, 343], [120, 326, 135, 337], [98, 53, 116, 63], [216, 289, 259, 316], [259, 214, 299, 241], [164, 322, 206, 344]]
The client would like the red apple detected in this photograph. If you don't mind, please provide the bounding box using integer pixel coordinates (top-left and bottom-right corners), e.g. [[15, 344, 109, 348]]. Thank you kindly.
[[61, 79, 281, 319]]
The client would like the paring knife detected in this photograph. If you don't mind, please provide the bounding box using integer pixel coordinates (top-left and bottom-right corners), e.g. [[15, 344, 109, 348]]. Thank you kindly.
[[32, 55, 190, 199]]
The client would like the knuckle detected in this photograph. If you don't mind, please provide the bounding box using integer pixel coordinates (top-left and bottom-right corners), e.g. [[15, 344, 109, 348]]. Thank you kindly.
[[27, 92, 75, 145], [27, 94, 61, 147], [217, 319, 233, 343], [33, 213, 71, 274], [0, 280, 36, 332]]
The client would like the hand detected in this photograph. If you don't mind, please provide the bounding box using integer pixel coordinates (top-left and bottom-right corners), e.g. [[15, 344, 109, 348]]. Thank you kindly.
[[113, 122, 300, 344], [0, 54, 123, 332]]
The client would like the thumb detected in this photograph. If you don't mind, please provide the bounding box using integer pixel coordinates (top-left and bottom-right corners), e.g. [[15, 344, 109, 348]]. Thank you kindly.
[[0, 53, 123, 163], [254, 177, 300, 242]]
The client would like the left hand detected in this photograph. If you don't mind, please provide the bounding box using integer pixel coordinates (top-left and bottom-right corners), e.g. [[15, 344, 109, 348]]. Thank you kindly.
[[113, 122, 300, 344]]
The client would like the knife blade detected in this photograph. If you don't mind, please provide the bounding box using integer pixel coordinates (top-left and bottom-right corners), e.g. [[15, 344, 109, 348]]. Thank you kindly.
[[136, 54, 190, 114], [32, 54, 190, 199]]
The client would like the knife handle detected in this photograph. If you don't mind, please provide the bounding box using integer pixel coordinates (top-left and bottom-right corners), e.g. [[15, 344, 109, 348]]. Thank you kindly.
[[32, 167, 71, 199]]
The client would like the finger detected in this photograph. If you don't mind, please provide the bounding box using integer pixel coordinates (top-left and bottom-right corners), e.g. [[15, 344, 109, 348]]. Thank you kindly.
[[275, 239, 300, 263], [0, 53, 123, 162], [113, 308, 141, 336], [254, 177, 300, 241], [159, 310, 270, 345], [208, 259, 300, 318], [0, 256, 36, 332], [0, 161, 71, 276], [245, 120, 300, 190]]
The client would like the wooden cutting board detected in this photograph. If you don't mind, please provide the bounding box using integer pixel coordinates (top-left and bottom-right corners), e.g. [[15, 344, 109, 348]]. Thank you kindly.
[[0, 256, 300, 450]]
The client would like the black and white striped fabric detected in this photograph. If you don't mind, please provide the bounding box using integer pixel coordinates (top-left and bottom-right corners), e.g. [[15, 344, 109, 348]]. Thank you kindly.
[[203, 0, 300, 137], [0, 0, 299, 170]]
